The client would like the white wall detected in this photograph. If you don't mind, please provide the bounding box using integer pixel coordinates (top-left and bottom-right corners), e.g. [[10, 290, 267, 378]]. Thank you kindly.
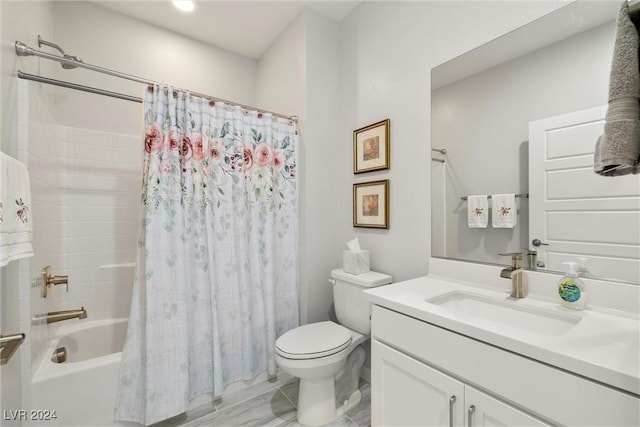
[[1, 1, 55, 155], [257, 12, 307, 323], [256, 12, 306, 122], [257, 1, 572, 328], [339, 1, 569, 287], [257, 8, 342, 325], [303, 11, 345, 323], [1, 1, 55, 419], [432, 22, 614, 265], [19, 80, 56, 387], [51, 1, 258, 135]]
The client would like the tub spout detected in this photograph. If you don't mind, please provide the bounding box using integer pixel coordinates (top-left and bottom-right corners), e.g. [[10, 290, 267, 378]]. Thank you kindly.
[[44, 307, 88, 324]]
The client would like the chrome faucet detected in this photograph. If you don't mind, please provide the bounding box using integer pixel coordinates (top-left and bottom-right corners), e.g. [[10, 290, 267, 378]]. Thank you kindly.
[[44, 307, 88, 324], [499, 253, 526, 298]]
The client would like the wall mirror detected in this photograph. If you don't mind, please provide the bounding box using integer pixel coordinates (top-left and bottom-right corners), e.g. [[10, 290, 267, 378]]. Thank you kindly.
[[431, 1, 640, 284]]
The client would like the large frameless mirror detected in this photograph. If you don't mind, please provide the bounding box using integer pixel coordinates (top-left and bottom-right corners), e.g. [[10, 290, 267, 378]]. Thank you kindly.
[[431, 1, 640, 284]]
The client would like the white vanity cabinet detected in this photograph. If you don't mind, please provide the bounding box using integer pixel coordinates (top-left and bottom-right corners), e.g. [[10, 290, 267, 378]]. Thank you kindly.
[[372, 341, 548, 426], [464, 384, 549, 427], [370, 305, 640, 426], [372, 339, 464, 426]]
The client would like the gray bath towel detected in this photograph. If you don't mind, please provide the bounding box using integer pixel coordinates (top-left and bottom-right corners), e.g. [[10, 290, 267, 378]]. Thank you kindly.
[[594, 1, 640, 176]]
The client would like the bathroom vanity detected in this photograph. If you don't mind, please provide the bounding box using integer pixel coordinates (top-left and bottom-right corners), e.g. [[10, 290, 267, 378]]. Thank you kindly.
[[364, 259, 640, 426], [413, 2, 639, 424]]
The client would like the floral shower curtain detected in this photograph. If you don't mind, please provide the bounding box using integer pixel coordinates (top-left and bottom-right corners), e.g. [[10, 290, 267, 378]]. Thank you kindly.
[[115, 85, 299, 425]]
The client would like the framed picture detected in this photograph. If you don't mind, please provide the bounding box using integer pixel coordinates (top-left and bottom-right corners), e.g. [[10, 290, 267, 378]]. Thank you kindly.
[[353, 180, 389, 229], [353, 119, 390, 174]]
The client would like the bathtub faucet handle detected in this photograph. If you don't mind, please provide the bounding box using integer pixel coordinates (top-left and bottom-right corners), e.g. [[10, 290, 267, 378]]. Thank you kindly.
[[49, 274, 69, 291], [41, 266, 69, 297]]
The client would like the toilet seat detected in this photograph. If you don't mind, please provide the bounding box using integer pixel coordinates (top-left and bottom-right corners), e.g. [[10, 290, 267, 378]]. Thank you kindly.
[[275, 321, 352, 360]]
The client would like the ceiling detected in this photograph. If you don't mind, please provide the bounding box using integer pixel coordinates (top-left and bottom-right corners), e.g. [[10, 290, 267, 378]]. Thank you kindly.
[[92, 1, 361, 59]]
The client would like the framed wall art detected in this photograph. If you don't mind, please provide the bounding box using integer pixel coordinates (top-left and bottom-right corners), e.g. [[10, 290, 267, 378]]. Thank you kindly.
[[353, 119, 390, 174], [353, 180, 389, 229]]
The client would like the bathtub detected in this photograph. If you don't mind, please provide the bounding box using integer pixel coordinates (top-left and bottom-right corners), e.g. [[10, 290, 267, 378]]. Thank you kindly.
[[31, 318, 128, 426]]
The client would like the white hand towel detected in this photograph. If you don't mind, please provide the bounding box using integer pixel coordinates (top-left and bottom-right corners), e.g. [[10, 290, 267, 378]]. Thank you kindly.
[[1, 151, 33, 267], [467, 195, 488, 228], [492, 194, 517, 228]]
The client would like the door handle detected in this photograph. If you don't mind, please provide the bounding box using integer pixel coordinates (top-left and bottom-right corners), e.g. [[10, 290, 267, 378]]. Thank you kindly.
[[532, 239, 549, 247]]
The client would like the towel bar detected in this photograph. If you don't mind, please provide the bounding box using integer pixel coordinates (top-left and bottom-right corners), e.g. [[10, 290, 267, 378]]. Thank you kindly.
[[0, 332, 26, 365], [461, 194, 528, 201]]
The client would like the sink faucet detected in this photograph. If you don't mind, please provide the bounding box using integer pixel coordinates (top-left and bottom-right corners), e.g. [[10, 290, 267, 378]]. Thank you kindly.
[[499, 253, 526, 298], [508, 269, 526, 298]]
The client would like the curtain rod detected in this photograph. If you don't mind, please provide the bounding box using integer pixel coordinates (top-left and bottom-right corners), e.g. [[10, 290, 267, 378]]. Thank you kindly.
[[15, 40, 298, 123], [18, 70, 143, 103]]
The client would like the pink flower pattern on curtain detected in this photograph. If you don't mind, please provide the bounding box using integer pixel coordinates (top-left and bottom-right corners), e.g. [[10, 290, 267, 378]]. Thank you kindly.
[[115, 85, 299, 425]]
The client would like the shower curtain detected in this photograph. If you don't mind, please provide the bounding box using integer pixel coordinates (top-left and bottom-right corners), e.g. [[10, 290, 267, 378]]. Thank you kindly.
[[115, 85, 299, 425]]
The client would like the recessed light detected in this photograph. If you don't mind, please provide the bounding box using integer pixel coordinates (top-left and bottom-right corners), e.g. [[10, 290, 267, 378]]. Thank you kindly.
[[173, 0, 195, 12]]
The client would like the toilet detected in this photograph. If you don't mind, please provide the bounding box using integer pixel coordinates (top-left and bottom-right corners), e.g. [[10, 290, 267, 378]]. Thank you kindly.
[[275, 268, 392, 426]]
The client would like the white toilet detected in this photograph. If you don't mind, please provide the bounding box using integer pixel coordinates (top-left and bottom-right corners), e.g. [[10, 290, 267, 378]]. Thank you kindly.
[[275, 268, 392, 426]]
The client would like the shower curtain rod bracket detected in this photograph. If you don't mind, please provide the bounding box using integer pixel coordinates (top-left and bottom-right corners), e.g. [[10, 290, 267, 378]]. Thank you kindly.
[[15, 41, 33, 57], [15, 39, 298, 122]]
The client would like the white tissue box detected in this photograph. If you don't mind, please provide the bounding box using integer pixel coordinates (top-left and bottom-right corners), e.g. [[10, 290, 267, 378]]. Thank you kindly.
[[343, 250, 370, 275]]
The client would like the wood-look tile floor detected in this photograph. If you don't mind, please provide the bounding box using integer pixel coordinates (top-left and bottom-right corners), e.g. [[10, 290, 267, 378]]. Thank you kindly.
[[156, 374, 371, 427]]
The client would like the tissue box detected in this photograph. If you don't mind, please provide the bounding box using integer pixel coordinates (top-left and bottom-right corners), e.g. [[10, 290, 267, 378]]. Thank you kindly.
[[343, 250, 370, 275]]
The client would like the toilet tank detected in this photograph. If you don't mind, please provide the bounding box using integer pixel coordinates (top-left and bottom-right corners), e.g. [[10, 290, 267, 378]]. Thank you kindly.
[[331, 268, 392, 335]]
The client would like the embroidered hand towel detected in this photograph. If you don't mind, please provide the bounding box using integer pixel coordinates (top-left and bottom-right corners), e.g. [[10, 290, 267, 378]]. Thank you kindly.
[[492, 194, 517, 228], [467, 195, 488, 228], [1, 151, 33, 267]]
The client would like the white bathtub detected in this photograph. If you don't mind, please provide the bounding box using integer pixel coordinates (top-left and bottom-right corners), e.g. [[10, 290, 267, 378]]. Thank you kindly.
[[31, 318, 128, 426]]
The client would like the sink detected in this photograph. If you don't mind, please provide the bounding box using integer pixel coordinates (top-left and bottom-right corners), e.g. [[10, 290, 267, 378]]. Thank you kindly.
[[427, 291, 581, 336]]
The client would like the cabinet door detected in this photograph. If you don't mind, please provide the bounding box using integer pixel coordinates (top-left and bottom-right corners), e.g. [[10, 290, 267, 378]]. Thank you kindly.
[[465, 386, 550, 427], [372, 340, 464, 426]]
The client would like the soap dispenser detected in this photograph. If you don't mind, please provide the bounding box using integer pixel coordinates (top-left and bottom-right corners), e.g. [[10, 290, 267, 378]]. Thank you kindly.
[[577, 257, 590, 277], [558, 262, 587, 310]]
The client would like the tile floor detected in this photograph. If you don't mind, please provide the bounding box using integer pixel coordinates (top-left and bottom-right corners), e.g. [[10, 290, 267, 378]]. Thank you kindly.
[[156, 375, 371, 427]]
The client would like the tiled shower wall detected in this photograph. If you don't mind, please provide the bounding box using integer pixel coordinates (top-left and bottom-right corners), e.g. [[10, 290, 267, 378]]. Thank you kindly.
[[21, 80, 59, 372], [20, 81, 142, 378], [45, 124, 141, 320]]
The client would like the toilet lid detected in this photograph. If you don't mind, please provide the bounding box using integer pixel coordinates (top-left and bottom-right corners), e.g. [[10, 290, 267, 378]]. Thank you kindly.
[[275, 321, 352, 360]]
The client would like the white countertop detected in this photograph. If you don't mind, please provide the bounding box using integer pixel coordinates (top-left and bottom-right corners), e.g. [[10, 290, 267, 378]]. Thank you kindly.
[[364, 274, 640, 396]]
